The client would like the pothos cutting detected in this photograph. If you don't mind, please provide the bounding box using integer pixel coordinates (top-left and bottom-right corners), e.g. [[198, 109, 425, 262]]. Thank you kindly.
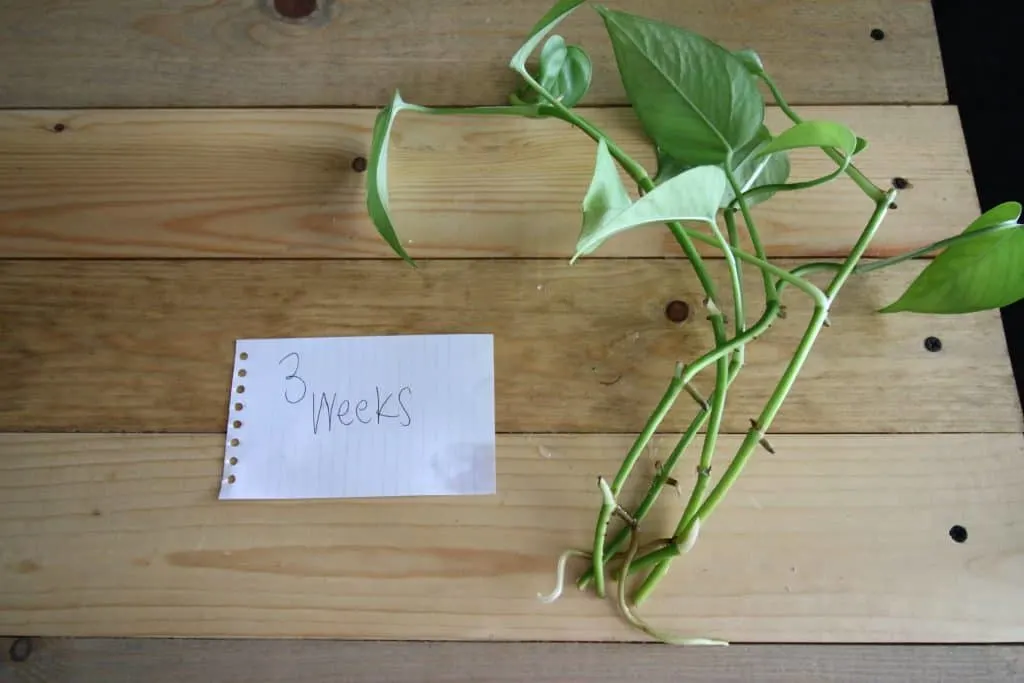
[[364, 0, 1024, 645]]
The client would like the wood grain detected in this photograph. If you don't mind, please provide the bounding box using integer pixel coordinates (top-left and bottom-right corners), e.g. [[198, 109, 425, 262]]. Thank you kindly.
[[2, 639, 1023, 683], [0, 432, 1021, 641], [0, 259, 1019, 435], [0, 1, 946, 109], [0, 107, 975, 259]]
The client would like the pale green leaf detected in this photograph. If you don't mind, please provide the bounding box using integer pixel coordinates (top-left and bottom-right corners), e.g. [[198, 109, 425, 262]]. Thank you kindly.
[[595, 6, 764, 166], [578, 139, 632, 254], [574, 165, 726, 261], [538, 35, 569, 90], [757, 120, 858, 158], [880, 202, 1024, 314]]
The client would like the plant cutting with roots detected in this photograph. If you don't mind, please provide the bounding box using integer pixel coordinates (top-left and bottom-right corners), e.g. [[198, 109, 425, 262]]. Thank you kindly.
[[364, 0, 1024, 645]]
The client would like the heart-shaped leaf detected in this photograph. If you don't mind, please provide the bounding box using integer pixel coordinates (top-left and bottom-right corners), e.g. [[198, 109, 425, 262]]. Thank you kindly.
[[574, 164, 726, 261], [596, 6, 764, 166], [880, 202, 1024, 314]]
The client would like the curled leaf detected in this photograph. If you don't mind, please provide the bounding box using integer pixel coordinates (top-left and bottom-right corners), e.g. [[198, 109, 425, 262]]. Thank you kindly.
[[512, 35, 593, 107], [366, 90, 415, 264], [510, 0, 587, 74], [880, 202, 1024, 314]]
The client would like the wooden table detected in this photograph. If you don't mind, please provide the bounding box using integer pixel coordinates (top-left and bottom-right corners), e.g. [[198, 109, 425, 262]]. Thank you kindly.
[[1, 1, 1022, 680]]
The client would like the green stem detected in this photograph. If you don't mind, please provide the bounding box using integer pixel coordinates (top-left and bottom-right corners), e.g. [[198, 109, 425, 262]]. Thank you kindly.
[[576, 354, 745, 591], [576, 302, 780, 590], [634, 347, 728, 604], [628, 192, 898, 591], [591, 477, 616, 598], [759, 73, 885, 203], [725, 167, 776, 304], [676, 226, 827, 308], [804, 220, 1015, 278]]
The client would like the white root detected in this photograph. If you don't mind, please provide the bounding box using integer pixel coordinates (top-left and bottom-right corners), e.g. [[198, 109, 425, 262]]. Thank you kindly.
[[537, 549, 591, 604]]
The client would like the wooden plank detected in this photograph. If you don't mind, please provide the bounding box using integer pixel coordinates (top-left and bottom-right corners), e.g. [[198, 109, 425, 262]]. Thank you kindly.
[[0, 432, 1021, 641], [0, 259, 1020, 435], [0, 106, 975, 259], [2, 639, 1022, 683], [0, 1, 946, 109]]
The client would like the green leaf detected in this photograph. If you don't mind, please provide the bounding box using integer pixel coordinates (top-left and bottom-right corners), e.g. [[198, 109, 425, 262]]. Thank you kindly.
[[574, 164, 726, 261], [510, 0, 587, 74], [578, 139, 633, 253], [880, 202, 1024, 314], [595, 6, 764, 166], [757, 120, 858, 158], [366, 90, 415, 264]]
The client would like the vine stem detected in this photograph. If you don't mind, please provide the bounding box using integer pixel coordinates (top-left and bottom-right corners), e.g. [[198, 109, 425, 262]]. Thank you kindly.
[[793, 220, 1018, 280], [725, 167, 776, 304], [759, 72, 884, 203], [575, 302, 780, 591], [627, 190, 898, 593]]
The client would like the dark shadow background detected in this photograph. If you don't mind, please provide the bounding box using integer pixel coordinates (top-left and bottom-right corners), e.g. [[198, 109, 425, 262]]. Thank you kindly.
[[932, 1, 1023, 405]]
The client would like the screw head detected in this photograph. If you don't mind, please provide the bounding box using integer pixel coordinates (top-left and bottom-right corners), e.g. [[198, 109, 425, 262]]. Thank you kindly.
[[351, 156, 367, 173], [923, 336, 942, 352], [949, 524, 968, 543], [892, 176, 910, 189], [665, 300, 690, 324], [870, 28, 885, 41]]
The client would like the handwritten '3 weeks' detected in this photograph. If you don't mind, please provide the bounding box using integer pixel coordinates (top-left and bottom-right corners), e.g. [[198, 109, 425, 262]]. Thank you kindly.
[[278, 351, 412, 434], [311, 386, 412, 434]]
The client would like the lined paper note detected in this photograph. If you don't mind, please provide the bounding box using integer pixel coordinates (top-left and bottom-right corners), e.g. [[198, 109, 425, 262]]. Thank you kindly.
[[219, 334, 496, 500]]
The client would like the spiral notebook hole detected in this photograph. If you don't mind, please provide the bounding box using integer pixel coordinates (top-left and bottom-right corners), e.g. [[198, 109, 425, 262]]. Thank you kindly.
[[233, 420, 242, 429], [234, 402, 244, 411], [229, 456, 238, 466], [227, 474, 237, 484], [239, 352, 248, 361], [230, 438, 240, 447], [236, 385, 245, 394], [238, 369, 247, 378]]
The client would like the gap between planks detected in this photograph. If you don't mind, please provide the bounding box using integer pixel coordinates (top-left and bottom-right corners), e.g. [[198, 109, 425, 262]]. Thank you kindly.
[[1, 638, 1021, 683], [0, 432, 1022, 642], [0, 106, 975, 258], [0, 258, 1019, 434]]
